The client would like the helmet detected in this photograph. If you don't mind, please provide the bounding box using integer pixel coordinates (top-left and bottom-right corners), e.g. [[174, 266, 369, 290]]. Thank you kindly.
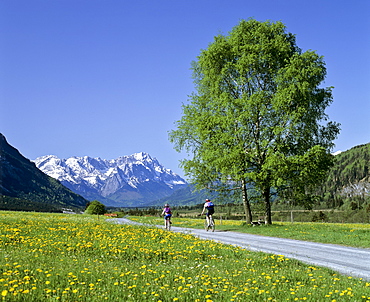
[[164, 203, 170, 207], [205, 199, 210, 202]]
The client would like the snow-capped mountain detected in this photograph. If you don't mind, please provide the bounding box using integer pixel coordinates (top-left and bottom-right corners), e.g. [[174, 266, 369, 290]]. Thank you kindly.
[[33, 152, 187, 207]]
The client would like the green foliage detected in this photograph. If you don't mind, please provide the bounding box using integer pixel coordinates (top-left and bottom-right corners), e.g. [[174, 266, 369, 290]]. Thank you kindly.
[[321, 143, 370, 208], [0, 195, 61, 212], [311, 211, 328, 222], [85, 200, 106, 215], [170, 19, 340, 224]]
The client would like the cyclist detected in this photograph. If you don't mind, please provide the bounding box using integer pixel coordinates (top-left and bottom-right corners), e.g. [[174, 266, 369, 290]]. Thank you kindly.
[[161, 203, 172, 228], [201, 199, 214, 227]]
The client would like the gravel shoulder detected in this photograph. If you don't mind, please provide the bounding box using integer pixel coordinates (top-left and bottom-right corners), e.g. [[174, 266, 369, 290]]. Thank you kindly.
[[113, 218, 370, 280]]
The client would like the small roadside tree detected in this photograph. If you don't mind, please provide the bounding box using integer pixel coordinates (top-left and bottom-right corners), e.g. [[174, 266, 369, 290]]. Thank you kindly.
[[170, 19, 340, 224], [85, 200, 106, 215]]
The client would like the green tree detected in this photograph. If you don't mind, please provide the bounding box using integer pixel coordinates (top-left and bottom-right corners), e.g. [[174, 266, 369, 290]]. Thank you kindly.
[[170, 19, 340, 224], [85, 200, 106, 215]]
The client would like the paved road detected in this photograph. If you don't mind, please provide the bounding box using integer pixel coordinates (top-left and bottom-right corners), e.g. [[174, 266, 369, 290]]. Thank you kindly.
[[113, 218, 370, 280]]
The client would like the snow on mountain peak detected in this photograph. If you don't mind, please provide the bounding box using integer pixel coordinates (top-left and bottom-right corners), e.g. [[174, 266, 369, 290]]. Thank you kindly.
[[133, 152, 149, 161], [33, 152, 187, 206]]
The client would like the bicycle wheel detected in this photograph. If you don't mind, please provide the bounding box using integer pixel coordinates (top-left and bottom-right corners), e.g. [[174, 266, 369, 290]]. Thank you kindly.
[[210, 218, 215, 232], [166, 219, 171, 231], [204, 219, 209, 231]]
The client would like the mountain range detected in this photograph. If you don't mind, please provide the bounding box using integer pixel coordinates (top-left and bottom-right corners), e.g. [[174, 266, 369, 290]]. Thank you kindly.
[[0, 133, 87, 212], [1, 131, 368, 212], [33, 153, 188, 207]]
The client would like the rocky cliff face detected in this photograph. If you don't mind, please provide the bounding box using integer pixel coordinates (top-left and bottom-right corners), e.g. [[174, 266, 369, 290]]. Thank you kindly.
[[33, 152, 187, 206]]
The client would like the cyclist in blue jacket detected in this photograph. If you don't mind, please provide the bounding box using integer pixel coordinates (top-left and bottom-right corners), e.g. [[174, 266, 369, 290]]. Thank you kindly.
[[201, 199, 214, 227]]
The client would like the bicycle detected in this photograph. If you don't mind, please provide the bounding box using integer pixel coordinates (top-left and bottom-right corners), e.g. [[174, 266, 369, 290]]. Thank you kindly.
[[164, 215, 171, 231], [204, 214, 215, 232]]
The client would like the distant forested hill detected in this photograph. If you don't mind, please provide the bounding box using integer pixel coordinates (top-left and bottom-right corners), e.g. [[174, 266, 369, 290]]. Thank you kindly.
[[0, 133, 88, 212], [321, 143, 370, 207]]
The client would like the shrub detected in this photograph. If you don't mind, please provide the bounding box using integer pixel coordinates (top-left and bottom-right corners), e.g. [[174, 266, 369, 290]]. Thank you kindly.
[[85, 200, 106, 215]]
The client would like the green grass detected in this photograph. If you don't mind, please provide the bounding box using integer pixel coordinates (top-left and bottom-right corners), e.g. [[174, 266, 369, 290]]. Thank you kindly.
[[1, 211, 369, 301], [133, 216, 370, 248]]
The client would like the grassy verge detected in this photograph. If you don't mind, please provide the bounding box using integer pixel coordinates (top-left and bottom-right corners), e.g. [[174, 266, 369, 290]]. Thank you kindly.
[[129, 216, 370, 248], [1, 211, 369, 301]]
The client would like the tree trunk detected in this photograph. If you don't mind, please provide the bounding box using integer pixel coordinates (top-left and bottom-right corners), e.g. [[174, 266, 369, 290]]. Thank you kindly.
[[242, 179, 252, 224], [263, 185, 272, 224]]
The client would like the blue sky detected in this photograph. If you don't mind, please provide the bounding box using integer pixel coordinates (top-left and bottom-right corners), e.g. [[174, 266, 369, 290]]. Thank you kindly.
[[1, 0, 369, 178]]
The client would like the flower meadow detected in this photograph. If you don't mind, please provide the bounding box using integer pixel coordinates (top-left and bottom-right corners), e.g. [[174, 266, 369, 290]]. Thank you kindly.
[[134, 216, 370, 249], [0, 212, 369, 301]]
